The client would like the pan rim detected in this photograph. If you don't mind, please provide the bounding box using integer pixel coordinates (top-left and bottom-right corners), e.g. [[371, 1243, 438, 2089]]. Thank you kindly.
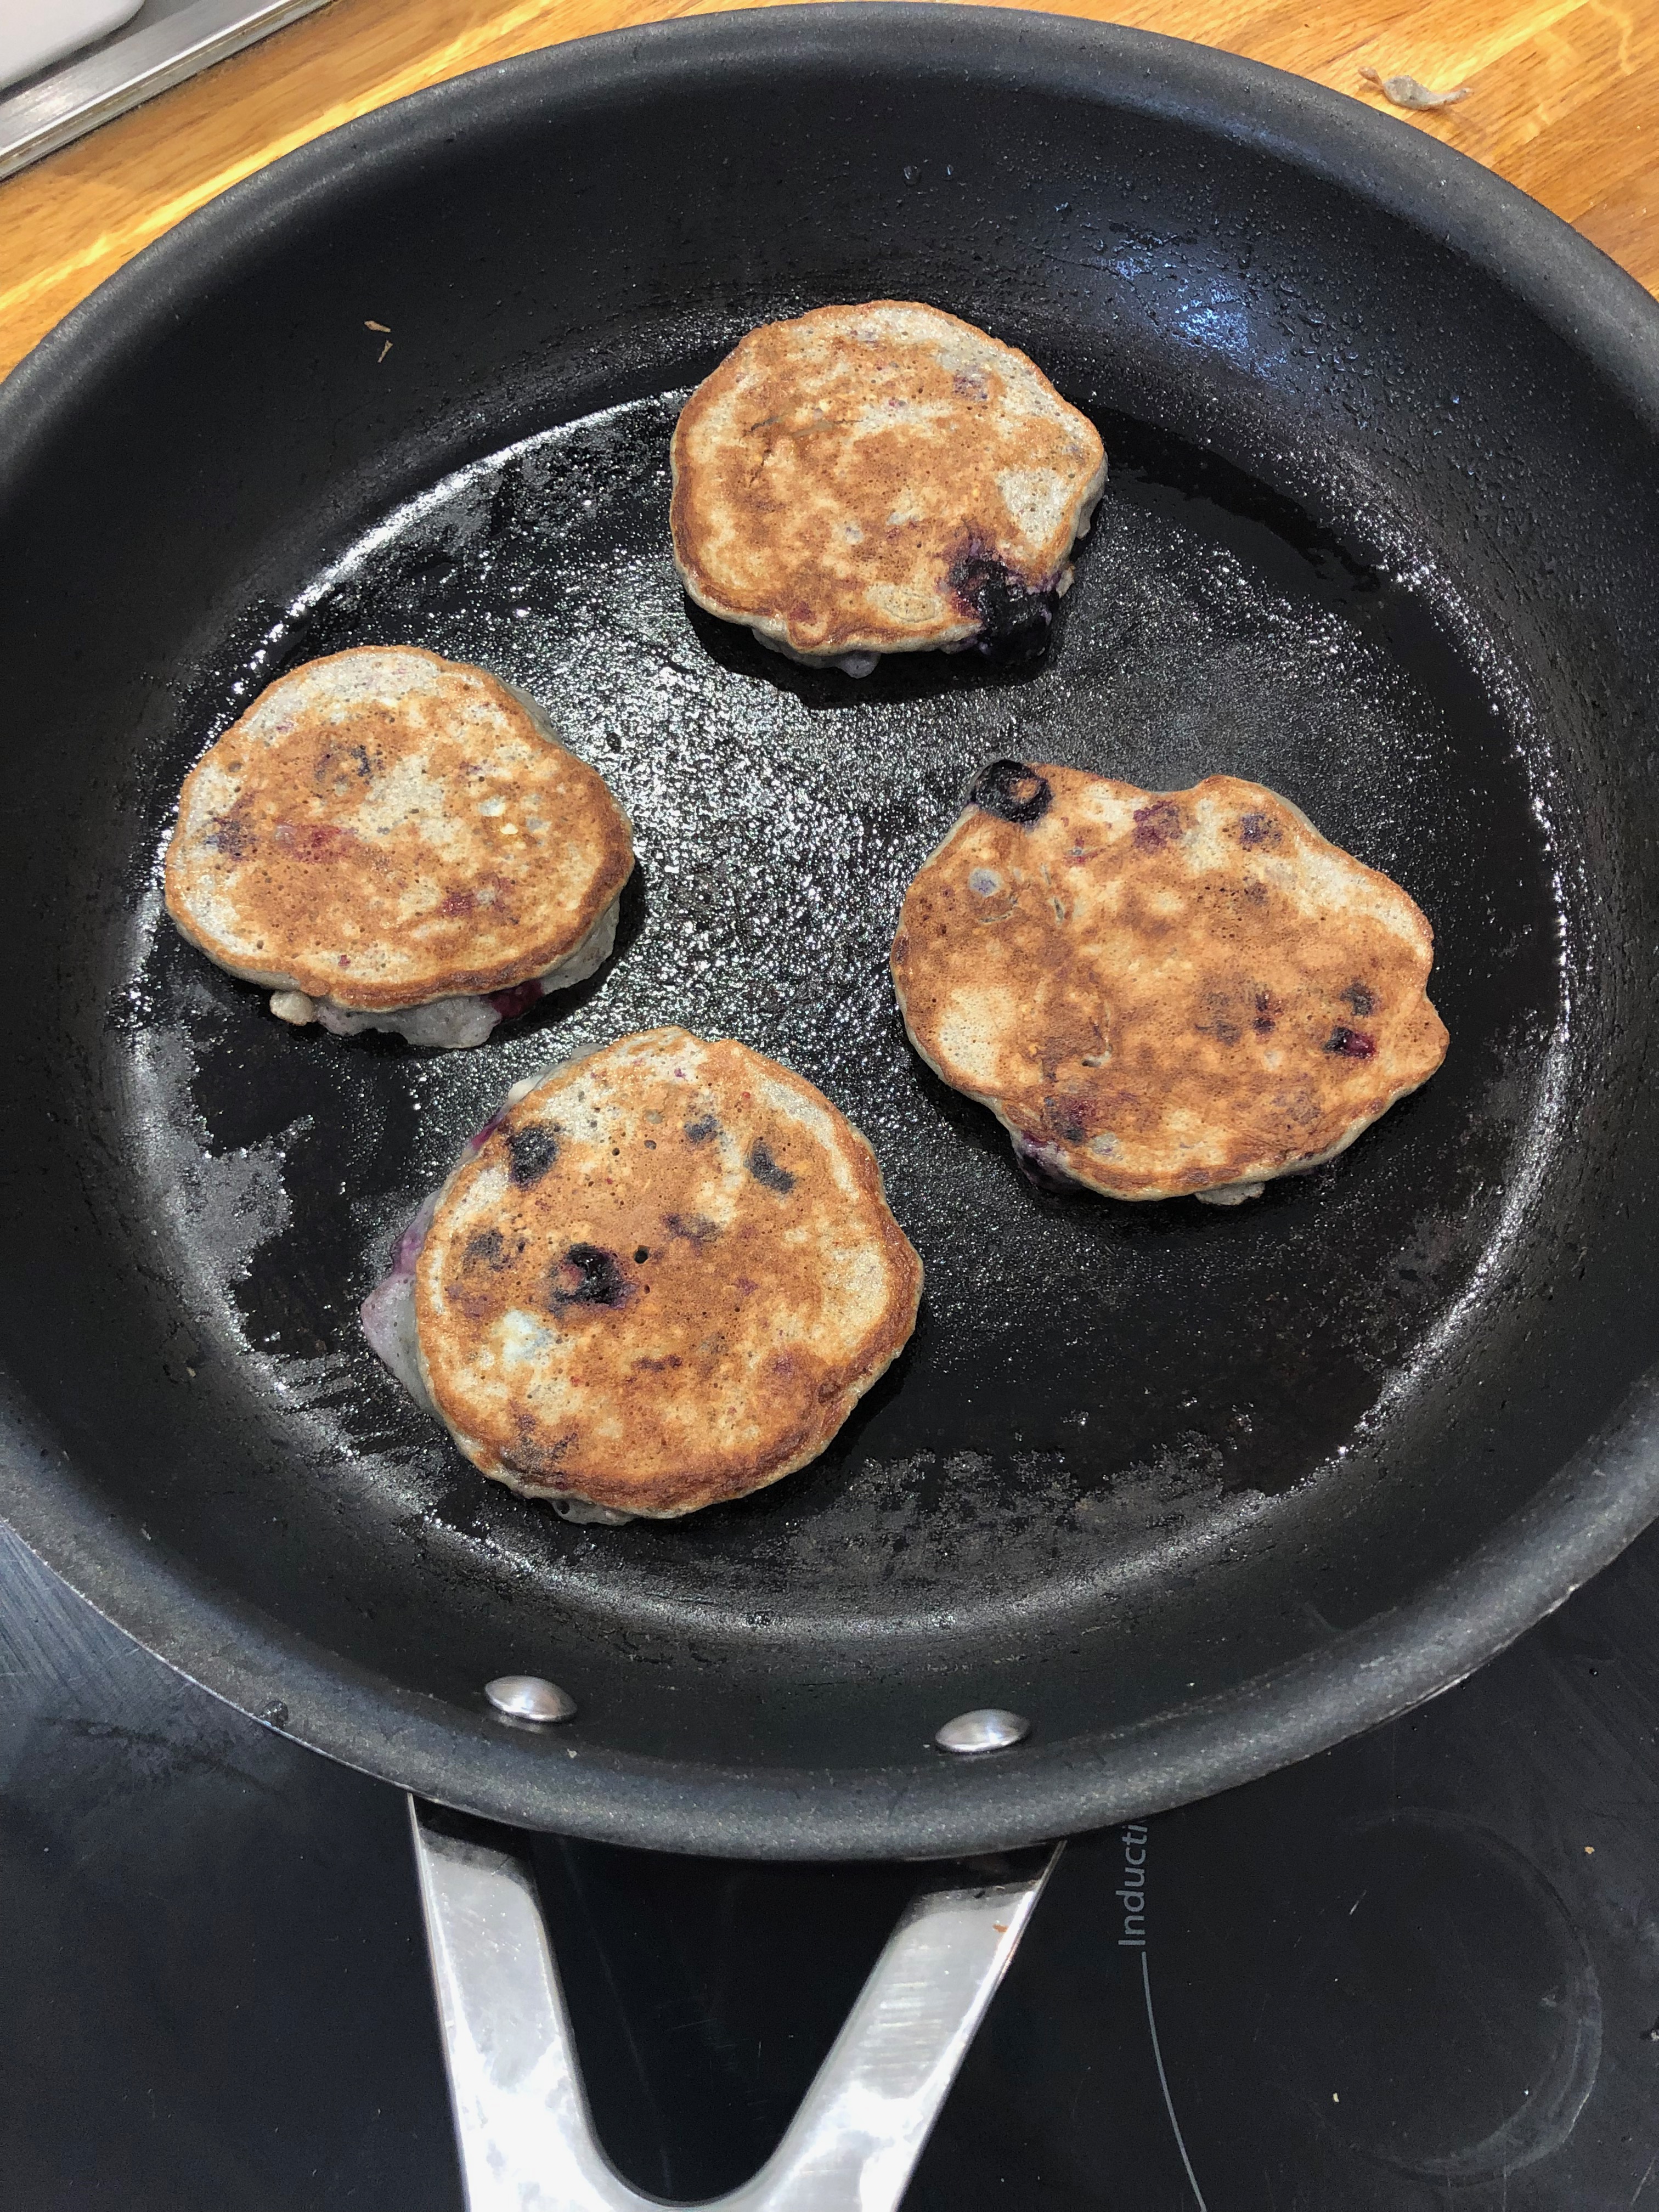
[[4, 1, 1659, 1857], [6, 1364, 1658, 1857]]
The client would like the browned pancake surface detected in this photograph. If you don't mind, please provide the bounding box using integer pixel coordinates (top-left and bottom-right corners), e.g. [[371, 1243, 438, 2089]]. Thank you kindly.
[[891, 767, 1448, 1199], [414, 1031, 923, 1515], [670, 302, 1107, 659], [165, 647, 633, 1009]]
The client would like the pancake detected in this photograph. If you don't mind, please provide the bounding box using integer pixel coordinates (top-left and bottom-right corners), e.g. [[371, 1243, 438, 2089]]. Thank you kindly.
[[364, 1030, 923, 1517], [165, 646, 634, 1047], [891, 764, 1448, 1203], [670, 302, 1107, 674]]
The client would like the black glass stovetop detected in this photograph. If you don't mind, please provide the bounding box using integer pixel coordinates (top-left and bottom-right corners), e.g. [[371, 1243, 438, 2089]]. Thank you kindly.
[[4, 1510, 1657, 2211]]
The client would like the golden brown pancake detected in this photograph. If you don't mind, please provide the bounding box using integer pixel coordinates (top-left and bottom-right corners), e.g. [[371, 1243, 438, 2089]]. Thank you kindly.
[[408, 1031, 923, 1516], [165, 646, 633, 1034], [670, 302, 1107, 670], [891, 764, 1448, 1203]]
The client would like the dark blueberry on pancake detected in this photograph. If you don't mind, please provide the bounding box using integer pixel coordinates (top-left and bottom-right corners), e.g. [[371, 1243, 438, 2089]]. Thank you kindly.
[[506, 1125, 559, 1186], [969, 758, 1053, 827], [549, 1244, 630, 1310], [947, 550, 1060, 661]]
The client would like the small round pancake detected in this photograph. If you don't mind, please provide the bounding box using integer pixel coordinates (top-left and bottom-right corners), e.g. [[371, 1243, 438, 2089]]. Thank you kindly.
[[413, 1030, 923, 1516], [670, 302, 1107, 668], [891, 765, 1448, 1203], [165, 646, 633, 1012]]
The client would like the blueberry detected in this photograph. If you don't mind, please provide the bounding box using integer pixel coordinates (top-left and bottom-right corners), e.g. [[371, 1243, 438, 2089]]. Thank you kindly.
[[488, 980, 544, 1020], [506, 1125, 558, 1186], [202, 809, 256, 860], [969, 759, 1052, 826], [1132, 799, 1182, 850], [549, 1244, 630, 1310], [947, 548, 1059, 661], [747, 1139, 797, 1194]]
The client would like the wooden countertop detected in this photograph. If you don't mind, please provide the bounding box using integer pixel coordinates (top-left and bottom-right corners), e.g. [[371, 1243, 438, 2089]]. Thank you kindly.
[[2, 0, 1654, 380]]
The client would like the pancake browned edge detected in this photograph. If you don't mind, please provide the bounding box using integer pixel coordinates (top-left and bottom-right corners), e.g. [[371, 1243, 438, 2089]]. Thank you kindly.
[[670, 302, 1107, 674], [165, 646, 634, 1048], [365, 1030, 923, 1519], [891, 763, 1448, 1205]]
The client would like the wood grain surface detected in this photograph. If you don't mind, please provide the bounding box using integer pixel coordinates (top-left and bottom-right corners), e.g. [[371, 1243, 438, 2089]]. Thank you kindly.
[[0, 0, 1653, 380]]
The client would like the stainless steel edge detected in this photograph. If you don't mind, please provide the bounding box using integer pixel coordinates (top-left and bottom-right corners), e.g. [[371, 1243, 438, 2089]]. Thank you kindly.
[[409, 1796, 1061, 2212], [0, 0, 329, 184]]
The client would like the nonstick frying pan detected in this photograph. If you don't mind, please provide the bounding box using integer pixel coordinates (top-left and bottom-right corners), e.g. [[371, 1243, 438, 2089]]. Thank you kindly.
[[4, 5, 1659, 2200]]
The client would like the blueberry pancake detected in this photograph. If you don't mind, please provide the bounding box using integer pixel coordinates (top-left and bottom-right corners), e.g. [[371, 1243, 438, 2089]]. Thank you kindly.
[[166, 646, 634, 1048], [670, 302, 1107, 675], [363, 1030, 923, 1518], [891, 764, 1448, 1204]]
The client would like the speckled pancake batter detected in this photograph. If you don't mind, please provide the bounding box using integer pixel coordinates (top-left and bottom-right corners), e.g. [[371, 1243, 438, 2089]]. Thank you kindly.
[[405, 1030, 923, 1516], [165, 646, 633, 1031], [671, 302, 1107, 670], [891, 765, 1448, 1204]]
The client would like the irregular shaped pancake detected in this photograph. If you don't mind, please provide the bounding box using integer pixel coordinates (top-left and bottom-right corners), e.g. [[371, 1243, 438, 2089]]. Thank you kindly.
[[166, 646, 633, 1047], [671, 302, 1106, 674], [891, 764, 1448, 1203], [369, 1031, 922, 1517]]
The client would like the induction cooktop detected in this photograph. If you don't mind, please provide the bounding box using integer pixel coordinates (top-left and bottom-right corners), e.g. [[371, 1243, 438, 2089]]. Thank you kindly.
[[4, 1506, 1657, 2209]]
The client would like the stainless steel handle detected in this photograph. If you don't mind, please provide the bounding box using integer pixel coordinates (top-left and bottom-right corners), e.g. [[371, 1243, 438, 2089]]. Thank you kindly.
[[409, 1797, 1059, 2212]]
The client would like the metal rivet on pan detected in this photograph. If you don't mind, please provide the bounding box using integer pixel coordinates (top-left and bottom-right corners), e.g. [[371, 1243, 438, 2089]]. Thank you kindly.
[[486, 1675, 577, 1724], [934, 1708, 1030, 1754]]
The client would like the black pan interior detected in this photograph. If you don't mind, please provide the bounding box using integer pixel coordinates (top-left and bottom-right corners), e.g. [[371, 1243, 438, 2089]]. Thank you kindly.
[[3, 8, 1659, 1856]]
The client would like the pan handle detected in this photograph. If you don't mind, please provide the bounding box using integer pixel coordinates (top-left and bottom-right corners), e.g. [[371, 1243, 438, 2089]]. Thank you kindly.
[[409, 1797, 1059, 2212]]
